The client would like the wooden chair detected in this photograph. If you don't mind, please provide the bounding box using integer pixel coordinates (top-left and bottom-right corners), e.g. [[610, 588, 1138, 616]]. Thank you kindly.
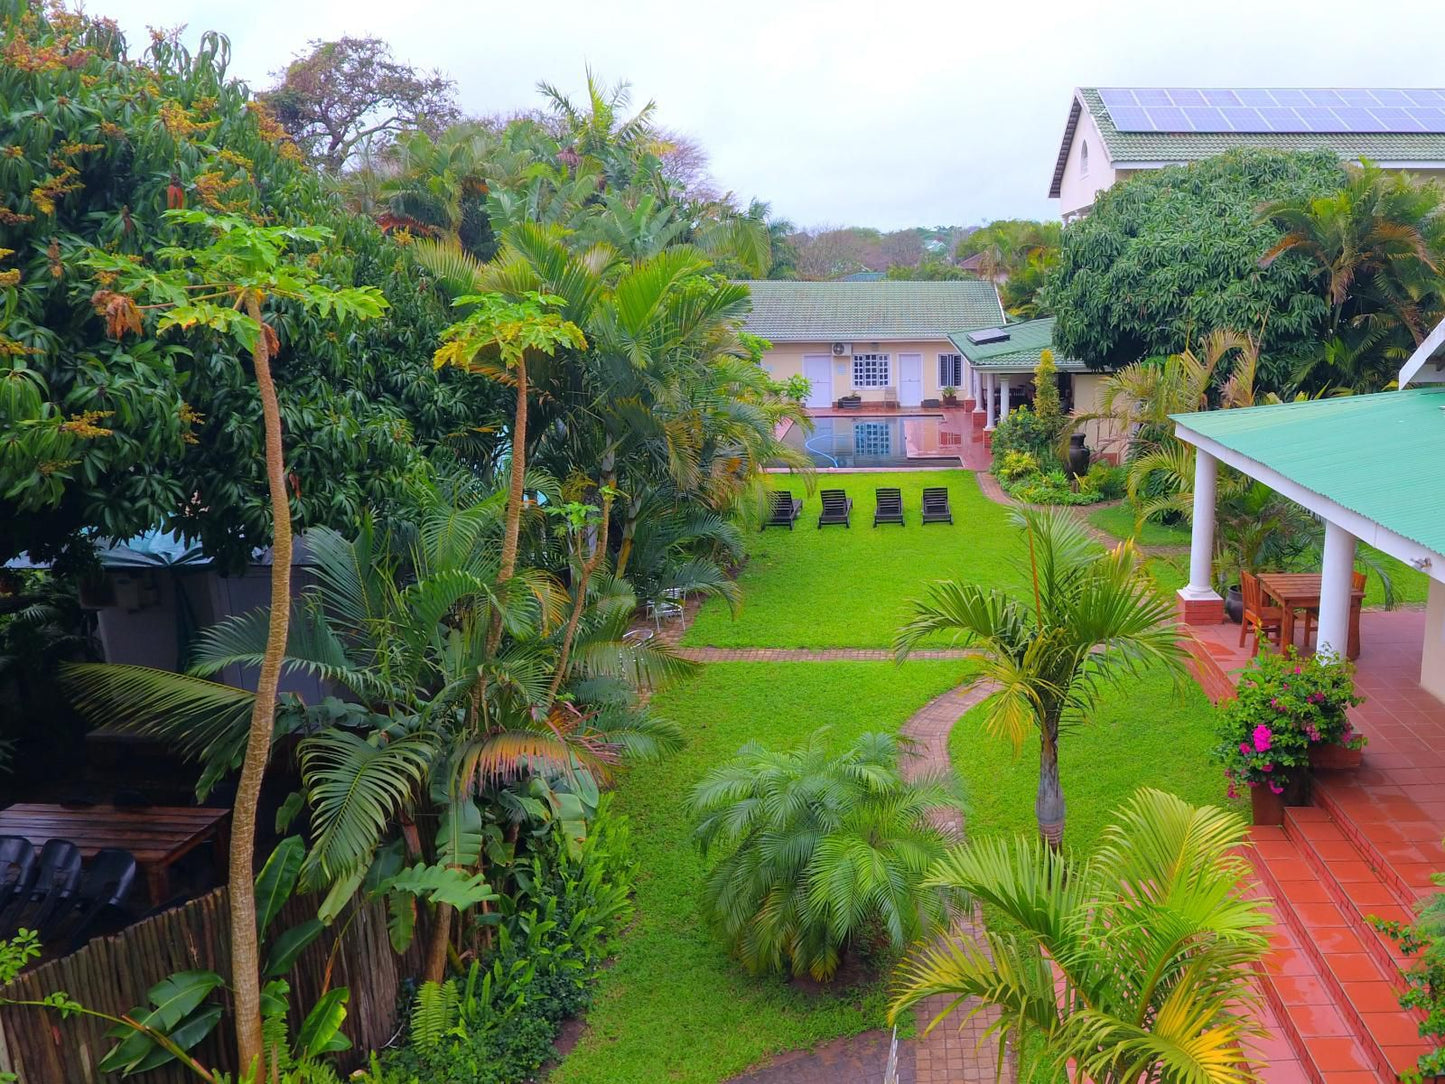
[[873, 487, 904, 527], [762, 491, 803, 530], [818, 489, 853, 528], [921, 487, 952, 524], [1239, 571, 1284, 655]]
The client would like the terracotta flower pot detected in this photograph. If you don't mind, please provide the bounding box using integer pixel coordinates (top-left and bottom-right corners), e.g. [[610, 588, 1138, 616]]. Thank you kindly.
[[1309, 743, 1364, 771], [1251, 785, 1285, 826]]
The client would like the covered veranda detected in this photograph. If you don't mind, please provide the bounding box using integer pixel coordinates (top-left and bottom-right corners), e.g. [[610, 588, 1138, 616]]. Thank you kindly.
[[1170, 344, 1445, 1080]]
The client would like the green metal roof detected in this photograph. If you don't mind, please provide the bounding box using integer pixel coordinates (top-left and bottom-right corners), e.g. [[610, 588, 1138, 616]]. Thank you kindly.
[[946, 317, 1091, 372], [1172, 388, 1445, 558], [1086, 87, 1445, 165], [740, 280, 1004, 342]]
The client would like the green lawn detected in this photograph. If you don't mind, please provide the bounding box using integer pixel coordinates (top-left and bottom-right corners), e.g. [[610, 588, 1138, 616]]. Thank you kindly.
[[553, 659, 974, 1084], [949, 669, 1241, 857], [683, 471, 1024, 648], [1087, 503, 1192, 548]]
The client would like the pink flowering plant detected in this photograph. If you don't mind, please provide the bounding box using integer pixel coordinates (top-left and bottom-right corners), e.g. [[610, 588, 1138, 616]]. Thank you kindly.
[[1214, 648, 1362, 796]]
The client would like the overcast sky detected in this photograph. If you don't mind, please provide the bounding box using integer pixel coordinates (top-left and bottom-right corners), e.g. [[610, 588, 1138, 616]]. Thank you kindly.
[[92, 0, 1445, 231]]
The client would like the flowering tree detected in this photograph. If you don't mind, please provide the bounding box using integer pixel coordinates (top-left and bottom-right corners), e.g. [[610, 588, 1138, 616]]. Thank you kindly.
[[82, 209, 387, 1079]]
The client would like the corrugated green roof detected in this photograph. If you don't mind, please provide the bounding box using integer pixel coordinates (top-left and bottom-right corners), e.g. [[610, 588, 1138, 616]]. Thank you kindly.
[[946, 317, 1091, 372], [740, 280, 1004, 342], [1172, 388, 1445, 558], [1081, 87, 1445, 165]]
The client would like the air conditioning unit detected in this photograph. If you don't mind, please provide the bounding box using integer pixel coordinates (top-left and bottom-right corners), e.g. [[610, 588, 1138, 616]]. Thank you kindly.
[[831, 342, 852, 356]]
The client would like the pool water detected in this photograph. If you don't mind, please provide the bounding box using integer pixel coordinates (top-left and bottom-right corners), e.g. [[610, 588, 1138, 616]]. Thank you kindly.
[[779, 414, 962, 469]]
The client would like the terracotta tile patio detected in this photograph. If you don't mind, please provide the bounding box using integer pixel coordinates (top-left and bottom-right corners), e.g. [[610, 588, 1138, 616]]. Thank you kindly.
[[1184, 609, 1444, 1082]]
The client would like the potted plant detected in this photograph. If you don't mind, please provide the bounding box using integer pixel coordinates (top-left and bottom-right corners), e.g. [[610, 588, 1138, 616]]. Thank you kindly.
[[837, 393, 862, 410], [1271, 649, 1368, 769], [1214, 655, 1315, 825], [941, 386, 959, 406]]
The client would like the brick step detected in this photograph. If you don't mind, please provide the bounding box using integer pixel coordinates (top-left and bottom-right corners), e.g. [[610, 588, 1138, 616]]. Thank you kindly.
[[1250, 826, 1433, 1082], [1315, 776, 1445, 901], [1282, 807, 1420, 990]]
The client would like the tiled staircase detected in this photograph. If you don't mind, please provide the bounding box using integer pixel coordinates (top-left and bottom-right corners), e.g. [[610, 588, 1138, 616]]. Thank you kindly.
[[1246, 781, 1436, 1083]]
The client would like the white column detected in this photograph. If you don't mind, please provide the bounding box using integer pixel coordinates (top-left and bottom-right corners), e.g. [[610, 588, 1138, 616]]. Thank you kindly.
[[961, 360, 973, 403], [971, 366, 983, 412], [999, 376, 1011, 421], [1317, 520, 1357, 659], [984, 373, 996, 430], [1183, 449, 1219, 600]]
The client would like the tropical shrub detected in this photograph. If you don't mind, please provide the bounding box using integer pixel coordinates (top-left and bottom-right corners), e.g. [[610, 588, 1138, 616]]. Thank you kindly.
[[890, 788, 1271, 1083], [362, 802, 635, 1084], [1080, 460, 1126, 500], [896, 507, 1185, 847], [688, 729, 961, 981], [1212, 648, 1362, 798], [995, 450, 1039, 483], [1370, 856, 1445, 1082], [989, 406, 1058, 466]]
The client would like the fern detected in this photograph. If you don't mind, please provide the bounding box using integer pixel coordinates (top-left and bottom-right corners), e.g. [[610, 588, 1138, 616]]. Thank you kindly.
[[409, 980, 461, 1051]]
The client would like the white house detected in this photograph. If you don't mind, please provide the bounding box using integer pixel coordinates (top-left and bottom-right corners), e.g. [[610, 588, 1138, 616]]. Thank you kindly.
[[1050, 87, 1445, 221]]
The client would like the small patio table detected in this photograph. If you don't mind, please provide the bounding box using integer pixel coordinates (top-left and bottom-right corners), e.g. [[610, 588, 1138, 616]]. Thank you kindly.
[[0, 803, 231, 905], [1256, 572, 1365, 659]]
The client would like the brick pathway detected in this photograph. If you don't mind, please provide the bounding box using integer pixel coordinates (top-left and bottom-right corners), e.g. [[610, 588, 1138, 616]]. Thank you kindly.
[[897, 683, 1013, 1084]]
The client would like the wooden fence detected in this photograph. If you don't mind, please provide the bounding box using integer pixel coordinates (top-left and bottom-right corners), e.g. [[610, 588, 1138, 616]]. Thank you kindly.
[[0, 887, 421, 1083]]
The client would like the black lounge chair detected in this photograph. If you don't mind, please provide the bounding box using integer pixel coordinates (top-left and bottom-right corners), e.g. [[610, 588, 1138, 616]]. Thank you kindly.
[[818, 490, 853, 528], [14, 839, 81, 937], [873, 487, 904, 527], [763, 491, 803, 530], [0, 836, 36, 935], [921, 487, 952, 525], [59, 848, 139, 951]]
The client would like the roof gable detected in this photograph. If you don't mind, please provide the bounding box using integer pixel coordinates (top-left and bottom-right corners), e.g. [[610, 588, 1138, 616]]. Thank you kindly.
[[740, 280, 1005, 342]]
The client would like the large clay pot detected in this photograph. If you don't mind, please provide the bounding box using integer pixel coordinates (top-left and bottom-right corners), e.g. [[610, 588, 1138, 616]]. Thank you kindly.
[[1067, 433, 1090, 478], [1309, 742, 1364, 771], [1250, 785, 1285, 826], [1225, 585, 1243, 624]]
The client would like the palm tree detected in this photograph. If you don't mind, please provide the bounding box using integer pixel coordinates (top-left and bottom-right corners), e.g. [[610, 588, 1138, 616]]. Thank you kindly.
[[1259, 161, 1445, 393], [891, 788, 1270, 1083], [65, 491, 687, 984], [894, 507, 1185, 849], [689, 729, 961, 981]]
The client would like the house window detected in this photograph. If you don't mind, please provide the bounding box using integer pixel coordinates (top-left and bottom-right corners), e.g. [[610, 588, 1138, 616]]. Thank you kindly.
[[938, 353, 963, 388], [1080, 139, 1089, 177], [852, 352, 890, 388], [854, 422, 891, 457]]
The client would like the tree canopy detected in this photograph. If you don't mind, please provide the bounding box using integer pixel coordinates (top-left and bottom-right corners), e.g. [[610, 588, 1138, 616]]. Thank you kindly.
[[1047, 150, 1345, 388], [261, 36, 459, 172], [0, 6, 498, 568]]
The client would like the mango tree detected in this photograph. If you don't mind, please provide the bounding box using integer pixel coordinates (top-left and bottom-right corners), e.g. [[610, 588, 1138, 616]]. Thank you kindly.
[[82, 209, 387, 1078]]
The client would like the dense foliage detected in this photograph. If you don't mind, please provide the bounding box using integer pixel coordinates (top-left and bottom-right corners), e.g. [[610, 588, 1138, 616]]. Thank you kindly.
[[955, 218, 1061, 317], [0, 3, 499, 568], [1048, 150, 1344, 386], [359, 804, 636, 1084]]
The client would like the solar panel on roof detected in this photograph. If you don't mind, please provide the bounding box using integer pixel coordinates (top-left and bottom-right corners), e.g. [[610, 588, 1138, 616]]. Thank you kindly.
[[967, 328, 1010, 346], [1096, 88, 1445, 134]]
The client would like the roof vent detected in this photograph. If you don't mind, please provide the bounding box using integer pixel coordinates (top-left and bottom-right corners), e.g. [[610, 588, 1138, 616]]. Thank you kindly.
[[967, 328, 1010, 345]]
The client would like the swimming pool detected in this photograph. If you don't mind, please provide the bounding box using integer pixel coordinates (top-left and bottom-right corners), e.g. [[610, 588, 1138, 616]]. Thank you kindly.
[[779, 414, 962, 469]]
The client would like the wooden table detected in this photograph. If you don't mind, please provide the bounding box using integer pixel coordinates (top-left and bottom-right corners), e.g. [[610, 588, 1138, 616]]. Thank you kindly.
[[1257, 572, 1365, 659], [0, 803, 230, 905]]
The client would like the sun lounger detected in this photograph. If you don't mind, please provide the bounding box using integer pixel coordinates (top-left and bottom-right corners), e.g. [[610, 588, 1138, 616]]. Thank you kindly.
[[818, 489, 853, 528], [873, 487, 904, 526], [763, 491, 803, 530], [921, 487, 952, 524]]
